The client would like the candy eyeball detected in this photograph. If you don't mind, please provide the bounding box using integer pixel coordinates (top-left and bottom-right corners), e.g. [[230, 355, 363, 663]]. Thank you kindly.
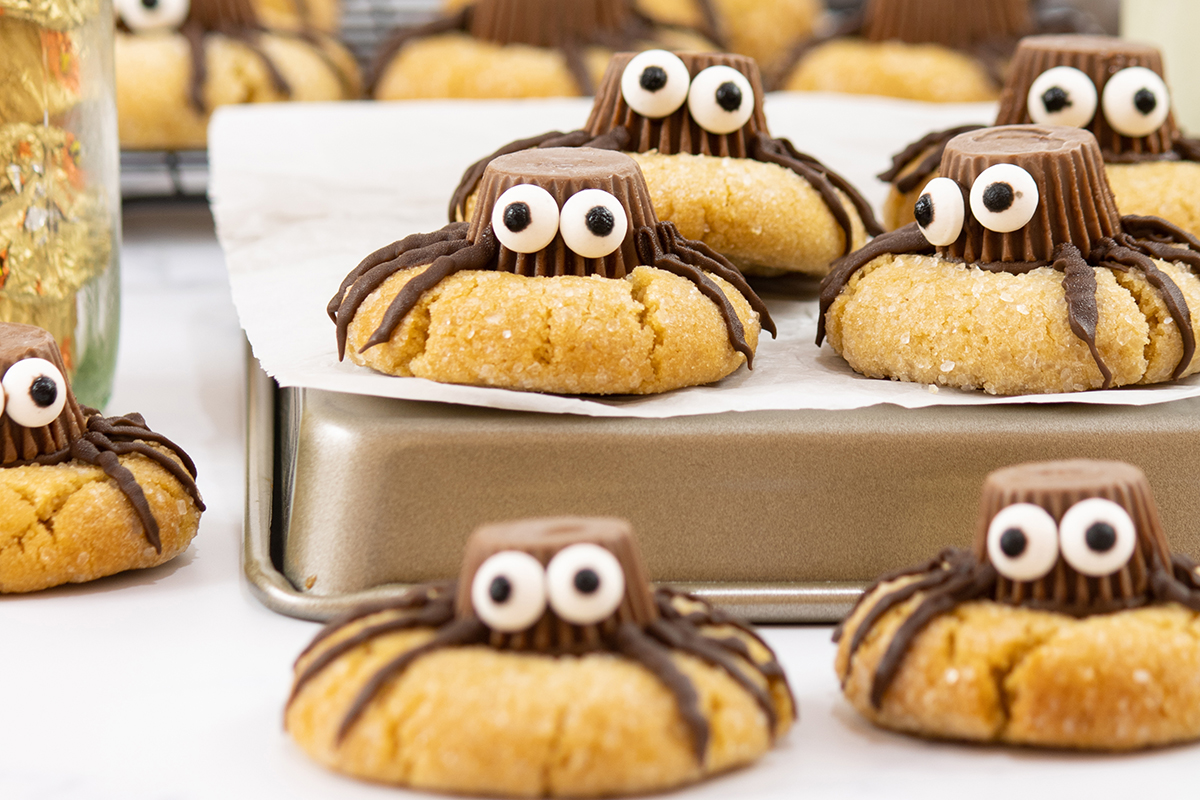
[[1027, 66, 1098, 128], [545, 543, 626, 625], [1102, 66, 1171, 138], [2, 357, 66, 429], [1059, 498, 1137, 577], [969, 164, 1039, 233], [914, 177, 965, 246], [687, 65, 754, 135], [986, 503, 1060, 582], [620, 50, 691, 119], [471, 551, 547, 632], [115, 0, 190, 32], [492, 184, 560, 254], [559, 189, 628, 259]]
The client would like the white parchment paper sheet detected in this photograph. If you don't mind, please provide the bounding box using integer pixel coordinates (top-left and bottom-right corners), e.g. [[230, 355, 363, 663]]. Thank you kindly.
[[210, 95, 1200, 418]]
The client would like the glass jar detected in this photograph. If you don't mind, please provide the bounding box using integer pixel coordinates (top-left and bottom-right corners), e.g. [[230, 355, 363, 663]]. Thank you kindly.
[[0, 0, 121, 407]]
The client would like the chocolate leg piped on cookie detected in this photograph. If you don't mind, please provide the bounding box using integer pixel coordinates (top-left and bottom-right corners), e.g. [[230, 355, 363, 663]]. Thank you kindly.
[[836, 459, 1200, 749], [452, 51, 882, 277], [882, 35, 1200, 235], [332, 147, 774, 395], [821, 125, 1200, 395], [286, 517, 795, 795]]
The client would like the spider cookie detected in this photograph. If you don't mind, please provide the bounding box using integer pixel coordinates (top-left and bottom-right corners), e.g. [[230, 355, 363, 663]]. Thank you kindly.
[[371, 0, 711, 101], [882, 36, 1200, 237], [331, 147, 774, 395], [837, 459, 1200, 750], [286, 517, 795, 796], [114, 0, 360, 150], [453, 51, 881, 276], [0, 323, 204, 593], [819, 125, 1200, 395]]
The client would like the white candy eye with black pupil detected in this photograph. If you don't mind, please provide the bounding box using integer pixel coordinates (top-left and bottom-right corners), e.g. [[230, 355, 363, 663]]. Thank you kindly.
[[687, 65, 754, 135], [914, 177, 965, 246], [986, 503, 1060, 582], [546, 543, 626, 625], [470, 550, 547, 632], [1059, 498, 1137, 577], [115, 0, 190, 32], [969, 164, 1039, 233], [491, 184, 560, 254], [559, 189, 628, 259], [2, 357, 66, 428], [1102, 66, 1171, 138], [1027, 66, 1098, 128], [620, 50, 690, 119]]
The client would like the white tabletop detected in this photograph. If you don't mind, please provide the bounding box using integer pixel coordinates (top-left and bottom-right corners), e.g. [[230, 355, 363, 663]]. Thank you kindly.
[[1, 204, 1197, 800]]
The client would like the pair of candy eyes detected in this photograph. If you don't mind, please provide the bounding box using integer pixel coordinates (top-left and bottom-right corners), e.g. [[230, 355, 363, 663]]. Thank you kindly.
[[1028, 66, 1171, 139], [914, 164, 1039, 246], [471, 544, 627, 632], [491, 185, 629, 259], [0, 358, 67, 429], [620, 51, 755, 135], [986, 499, 1139, 582], [116, 0, 190, 32]]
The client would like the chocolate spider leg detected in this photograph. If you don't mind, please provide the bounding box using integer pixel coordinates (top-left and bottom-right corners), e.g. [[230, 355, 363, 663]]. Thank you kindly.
[[747, 136, 856, 252], [297, 582, 456, 662], [329, 224, 472, 321], [450, 131, 594, 221], [336, 617, 489, 744], [70, 437, 162, 552], [817, 223, 934, 345], [1147, 553, 1200, 611], [367, 7, 470, 92], [614, 622, 709, 763], [271, 29, 358, 97], [335, 238, 476, 358], [361, 227, 501, 353], [558, 38, 594, 95], [225, 29, 292, 95], [659, 222, 778, 336], [646, 618, 780, 733], [767, 9, 863, 90], [879, 125, 987, 193], [1134, 241, 1200, 272], [1175, 138, 1200, 162], [1121, 215, 1200, 252], [88, 437, 206, 511], [868, 562, 998, 708], [766, 134, 885, 237], [1056, 243, 1113, 389], [88, 415, 200, 478], [843, 551, 976, 673], [636, 226, 754, 366], [654, 588, 779, 659], [181, 22, 208, 113], [1095, 240, 1196, 379], [287, 594, 458, 709]]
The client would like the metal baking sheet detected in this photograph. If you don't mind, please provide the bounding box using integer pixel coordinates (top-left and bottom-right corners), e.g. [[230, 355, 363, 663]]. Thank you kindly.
[[243, 350, 1200, 623]]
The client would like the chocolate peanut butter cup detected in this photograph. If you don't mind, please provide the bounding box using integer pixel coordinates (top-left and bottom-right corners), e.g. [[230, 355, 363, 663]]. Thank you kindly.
[[861, 0, 1031, 48], [469, 0, 631, 48]]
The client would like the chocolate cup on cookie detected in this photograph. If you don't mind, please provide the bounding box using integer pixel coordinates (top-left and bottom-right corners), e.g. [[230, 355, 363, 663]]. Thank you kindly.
[[0, 323, 204, 592], [370, 0, 713, 100], [835, 459, 1200, 750], [820, 125, 1200, 395], [331, 147, 774, 395], [453, 50, 881, 277], [883, 35, 1200, 236], [286, 517, 795, 795]]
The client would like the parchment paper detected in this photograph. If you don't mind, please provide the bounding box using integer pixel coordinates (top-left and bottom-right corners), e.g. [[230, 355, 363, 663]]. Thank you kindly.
[[209, 95, 1200, 418]]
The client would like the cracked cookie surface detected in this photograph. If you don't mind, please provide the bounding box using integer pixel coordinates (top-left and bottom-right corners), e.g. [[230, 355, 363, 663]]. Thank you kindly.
[[0, 448, 203, 592], [837, 576, 1200, 749], [286, 596, 793, 797], [824, 252, 1200, 394], [344, 264, 760, 394]]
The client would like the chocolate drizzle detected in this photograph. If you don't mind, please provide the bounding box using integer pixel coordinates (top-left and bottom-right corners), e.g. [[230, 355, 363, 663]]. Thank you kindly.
[[877, 124, 986, 194], [450, 51, 882, 248], [836, 460, 1200, 710], [333, 148, 774, 370], [286, 518, 794, 762], [822, 128, 1200, 389], [0, 324, 203, 553]]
